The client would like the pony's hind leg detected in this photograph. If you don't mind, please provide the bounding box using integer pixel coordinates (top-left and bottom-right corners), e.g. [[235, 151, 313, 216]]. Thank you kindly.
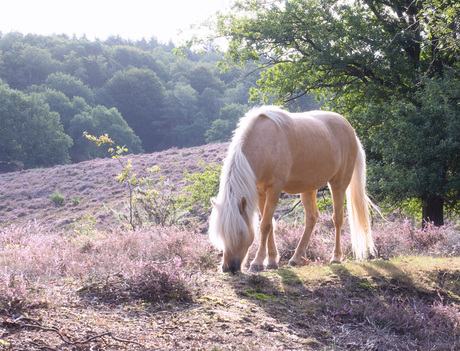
[[249, 188, 281, 272], [329, 185, 346, 263], [289, 190, 319, 266]]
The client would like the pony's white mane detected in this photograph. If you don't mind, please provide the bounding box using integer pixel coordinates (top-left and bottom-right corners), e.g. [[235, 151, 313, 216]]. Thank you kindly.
[[209, 106, 289, 251]]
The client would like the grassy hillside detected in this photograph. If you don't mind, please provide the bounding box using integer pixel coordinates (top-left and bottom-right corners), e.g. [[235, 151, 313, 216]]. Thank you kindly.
[[0, 144, 459, 350], [0, 143, 226, 229]]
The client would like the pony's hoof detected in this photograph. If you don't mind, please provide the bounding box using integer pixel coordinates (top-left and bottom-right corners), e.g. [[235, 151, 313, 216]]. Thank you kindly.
[[248, 264, 264, 272], [266, 263, 279, 270], [330, 258, 342, 264], [288, 257, 308, 267]]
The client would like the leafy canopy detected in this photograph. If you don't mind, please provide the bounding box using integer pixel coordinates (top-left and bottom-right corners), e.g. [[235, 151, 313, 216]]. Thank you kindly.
[[200, 0, 460, 223], [0, 84, 73, 168], [212, 0, 458, 104]]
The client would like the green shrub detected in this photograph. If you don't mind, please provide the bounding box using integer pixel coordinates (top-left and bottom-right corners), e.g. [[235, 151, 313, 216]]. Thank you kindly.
[[49, 190, 65, 207], [130, 166, 185, 227], [71, 196, 80, 206], [180, 162, 221, 213], [84, 133, 184, 229]]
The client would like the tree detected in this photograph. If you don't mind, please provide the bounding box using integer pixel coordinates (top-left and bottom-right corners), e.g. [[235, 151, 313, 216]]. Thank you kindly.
[[199, 87, 224, 121], [0, 85, 72, 168], [44, 72, 94, 104], [103, 68, 166, 152], [202, 0, 459, 225], [91, 106, 143, 154], [205, 103, 250, 143], [109, 45, 158, 72], [205, 119, 233, 143], [152, 83, 201, 149], [1, 42, 60, 90], [39, 88, 91, 131], [68, 105, 143, 161], [0, 31, 270, 168], [79, 54, 109, 88], [358, 74, 460, 225], [187, 64, 226, 94]]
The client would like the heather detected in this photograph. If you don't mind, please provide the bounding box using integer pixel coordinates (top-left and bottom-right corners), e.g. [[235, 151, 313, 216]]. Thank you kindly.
[[0, 221, 217, 308], [0, 143, 459, 350], [274, 215, 460, 264]]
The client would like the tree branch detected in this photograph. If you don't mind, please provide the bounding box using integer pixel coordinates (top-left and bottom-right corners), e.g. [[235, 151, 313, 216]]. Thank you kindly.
[[5, 320, 144, 348]]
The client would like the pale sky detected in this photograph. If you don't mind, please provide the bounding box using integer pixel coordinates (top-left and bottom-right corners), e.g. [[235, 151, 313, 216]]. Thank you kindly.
[[0, 0, 229, 44]]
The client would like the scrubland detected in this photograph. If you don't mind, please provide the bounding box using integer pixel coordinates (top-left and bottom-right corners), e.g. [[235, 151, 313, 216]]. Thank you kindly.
[[0, 143, 459, 350]]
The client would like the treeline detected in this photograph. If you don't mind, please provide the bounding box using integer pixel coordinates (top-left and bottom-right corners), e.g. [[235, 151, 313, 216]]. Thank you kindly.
[[0, 32, 319, 169]]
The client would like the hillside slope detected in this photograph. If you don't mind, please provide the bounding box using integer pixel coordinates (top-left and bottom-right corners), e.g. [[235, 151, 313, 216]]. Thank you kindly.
[[0, 143, 227, 229]]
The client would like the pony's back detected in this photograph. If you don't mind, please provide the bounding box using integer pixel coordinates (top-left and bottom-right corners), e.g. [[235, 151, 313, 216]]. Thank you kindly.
[[233, 106, 289, 143]]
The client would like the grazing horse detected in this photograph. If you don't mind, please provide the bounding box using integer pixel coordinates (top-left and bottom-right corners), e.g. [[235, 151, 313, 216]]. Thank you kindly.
[[209, 106, 375, 273]]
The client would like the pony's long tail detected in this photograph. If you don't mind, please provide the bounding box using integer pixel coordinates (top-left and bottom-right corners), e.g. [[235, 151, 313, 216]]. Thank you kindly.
[[346, 138, 376, 260]]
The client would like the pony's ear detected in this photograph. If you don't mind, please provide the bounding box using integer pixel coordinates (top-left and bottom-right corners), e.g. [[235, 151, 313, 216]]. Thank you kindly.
[[238, 197, 247, 215]]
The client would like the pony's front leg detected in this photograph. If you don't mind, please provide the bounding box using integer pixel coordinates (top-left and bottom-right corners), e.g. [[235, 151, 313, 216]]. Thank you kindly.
[[249, 219, 273, 271], [289, 191, 319, 266], [249, 189, 280, 272], [266, 219, 279, 269]]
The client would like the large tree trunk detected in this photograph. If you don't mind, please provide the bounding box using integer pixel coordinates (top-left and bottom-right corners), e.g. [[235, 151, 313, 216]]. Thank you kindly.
[[422, 196, 444, 226]]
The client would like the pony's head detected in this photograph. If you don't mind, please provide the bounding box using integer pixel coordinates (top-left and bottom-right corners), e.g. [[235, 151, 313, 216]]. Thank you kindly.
[[209, 196, 258, 274], [208, 108, 261, 273]]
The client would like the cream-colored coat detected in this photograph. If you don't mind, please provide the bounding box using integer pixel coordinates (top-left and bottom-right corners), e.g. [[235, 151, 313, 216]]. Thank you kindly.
[[209, 106, 375, 273]]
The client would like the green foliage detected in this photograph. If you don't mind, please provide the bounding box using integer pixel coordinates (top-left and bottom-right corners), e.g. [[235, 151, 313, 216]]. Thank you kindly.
[[418, 0, 460, 54], [317, 194, 333, 214], [357, 74, 460, 220], [44, 72, 94, 103], [0, 339, 10, 348], [381, 198, 423, 222], [187, 64, 226, 94], [71, 214, 99, 237], [0, 84, 73, 168], [0, 32, 265, 165], [181, 162, 222, 213], [103, 67, 166, 152], [70, 105, 143, 161], [130, 166, 185, 227], [202, 0, 460, 223], [2, 42, 59, 90], [39, 89, 91, 131], [85, 133, 183, 229], [71, 196, 80, 206], [205, 119, 234, 143], [49, 190, 66, 207], [205, 103, 249, 143], [0, 30, 327, 169]]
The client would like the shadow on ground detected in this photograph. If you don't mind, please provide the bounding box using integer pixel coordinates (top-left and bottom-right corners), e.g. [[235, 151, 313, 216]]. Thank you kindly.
[[228, 260, 460, 350]]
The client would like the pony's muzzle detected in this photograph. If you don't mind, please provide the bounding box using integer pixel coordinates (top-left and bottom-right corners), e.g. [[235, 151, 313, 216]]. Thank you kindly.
[[222, 258, 242, 275]]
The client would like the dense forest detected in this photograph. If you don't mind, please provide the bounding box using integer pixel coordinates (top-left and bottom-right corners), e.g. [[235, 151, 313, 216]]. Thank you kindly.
[[0, 0, 458, 225], [0, 32, 319, 168]]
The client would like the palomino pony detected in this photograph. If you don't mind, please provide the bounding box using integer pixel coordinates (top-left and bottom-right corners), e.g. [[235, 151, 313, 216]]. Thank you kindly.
[[209, 106, 375, 273]]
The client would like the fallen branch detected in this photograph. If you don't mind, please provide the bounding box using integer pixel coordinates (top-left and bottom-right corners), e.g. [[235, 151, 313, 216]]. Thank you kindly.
[[4, 320, 144, 348]]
